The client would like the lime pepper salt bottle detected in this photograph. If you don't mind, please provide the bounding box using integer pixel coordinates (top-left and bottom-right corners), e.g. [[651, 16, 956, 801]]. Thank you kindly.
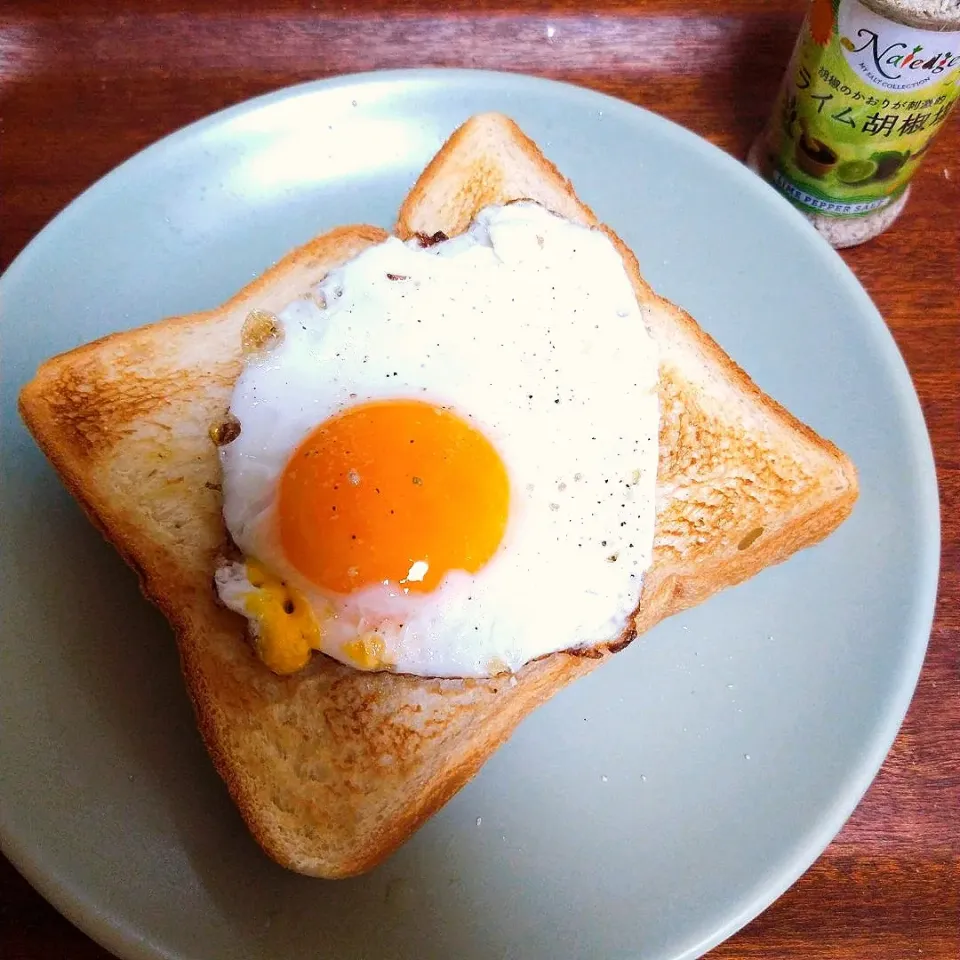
[[748, 0, 960, 247]]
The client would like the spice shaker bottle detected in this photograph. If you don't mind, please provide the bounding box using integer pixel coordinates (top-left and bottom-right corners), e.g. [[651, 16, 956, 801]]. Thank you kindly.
[[748, 0, 960, 248]]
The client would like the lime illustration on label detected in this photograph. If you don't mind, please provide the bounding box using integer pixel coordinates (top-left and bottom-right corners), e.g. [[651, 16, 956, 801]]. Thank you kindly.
[[755, 0, 960, 217]]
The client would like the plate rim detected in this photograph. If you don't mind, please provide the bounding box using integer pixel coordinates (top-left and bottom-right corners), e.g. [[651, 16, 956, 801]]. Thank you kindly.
[[0, 67, 941, 960]]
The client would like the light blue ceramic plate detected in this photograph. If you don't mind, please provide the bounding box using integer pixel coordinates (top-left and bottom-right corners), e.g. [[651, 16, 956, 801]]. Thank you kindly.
[[0, 70, 939, 960]]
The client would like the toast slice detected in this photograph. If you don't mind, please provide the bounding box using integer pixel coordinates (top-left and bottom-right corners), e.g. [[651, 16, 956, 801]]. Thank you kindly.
[[19, 113, 858, 878]]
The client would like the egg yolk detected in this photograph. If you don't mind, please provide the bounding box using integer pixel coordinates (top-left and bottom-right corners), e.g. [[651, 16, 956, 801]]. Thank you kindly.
[[278, 399, 510, 594]]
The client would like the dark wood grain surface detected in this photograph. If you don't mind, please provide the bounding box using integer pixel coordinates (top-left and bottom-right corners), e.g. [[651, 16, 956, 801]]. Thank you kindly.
[[1, 1, 957, 957]]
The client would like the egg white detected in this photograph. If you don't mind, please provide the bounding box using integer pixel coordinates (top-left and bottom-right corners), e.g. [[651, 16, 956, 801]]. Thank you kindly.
[[216, 202, 660, 678]]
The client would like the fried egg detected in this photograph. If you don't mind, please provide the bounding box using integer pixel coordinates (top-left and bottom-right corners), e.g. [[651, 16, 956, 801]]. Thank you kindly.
[[214, 202, 660, 678]]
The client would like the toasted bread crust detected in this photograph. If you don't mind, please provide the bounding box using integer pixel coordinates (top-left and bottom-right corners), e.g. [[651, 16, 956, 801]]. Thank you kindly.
[[19, 115, 857, 876]]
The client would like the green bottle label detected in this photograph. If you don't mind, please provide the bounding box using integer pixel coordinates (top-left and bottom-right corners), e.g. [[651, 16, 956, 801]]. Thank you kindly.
[[756, 0, 960, 217]]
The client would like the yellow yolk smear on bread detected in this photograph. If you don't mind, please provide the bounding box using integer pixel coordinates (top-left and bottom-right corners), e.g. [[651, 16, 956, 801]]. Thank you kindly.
[[278, 399, 510, 595], [343, 632, 393, 670], [242, 560, 323, 674]]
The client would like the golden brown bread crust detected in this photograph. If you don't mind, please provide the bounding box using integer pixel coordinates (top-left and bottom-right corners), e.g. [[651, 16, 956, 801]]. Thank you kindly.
[[19, 114, 857, 877]]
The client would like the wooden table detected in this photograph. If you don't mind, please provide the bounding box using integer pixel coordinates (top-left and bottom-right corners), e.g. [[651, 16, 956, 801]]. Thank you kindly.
[[1, 1, 957, 956]]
